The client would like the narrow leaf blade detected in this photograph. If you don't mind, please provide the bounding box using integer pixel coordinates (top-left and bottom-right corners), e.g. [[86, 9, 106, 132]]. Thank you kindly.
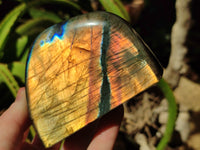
[[16, 35, 29, 58], [29, 8, 62, 23], [99, 0, 130, 21], [0, 3, 26, 55], [16, 18, 55, 36], [0, 63, 20, 97], [9, 61, 25, 83]]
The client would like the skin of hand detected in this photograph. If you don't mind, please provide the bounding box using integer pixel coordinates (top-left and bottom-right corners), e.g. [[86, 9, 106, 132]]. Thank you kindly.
[[0, 88, 124, 150]]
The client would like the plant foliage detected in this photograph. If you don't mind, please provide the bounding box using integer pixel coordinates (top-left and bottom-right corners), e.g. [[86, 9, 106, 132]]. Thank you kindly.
[[0, 0, 176, 149]]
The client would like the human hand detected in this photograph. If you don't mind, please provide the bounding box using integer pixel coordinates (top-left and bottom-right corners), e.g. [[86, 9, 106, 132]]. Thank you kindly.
[[0, 88, 124, 150]]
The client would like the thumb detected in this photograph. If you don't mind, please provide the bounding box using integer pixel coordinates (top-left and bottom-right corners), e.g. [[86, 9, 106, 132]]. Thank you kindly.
[[0, 88, 30, 150]]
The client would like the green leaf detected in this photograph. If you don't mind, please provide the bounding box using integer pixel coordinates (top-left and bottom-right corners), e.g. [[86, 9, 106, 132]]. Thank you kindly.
[[16, 18, 55, 36], [8, 61, 25, 83], [113, 0, 130, 20], [29, 8, 62, 23], [157, 78, 177, 150], [16, 35, 28, 58], [0, 3, 26, 57], [47, 0, 81, 10], [0, 63, 20, 97], [99, 0, 130, 21], [27, 125, 36, 142], [30, 0, 81, 11], [20, 47, 29, 63]]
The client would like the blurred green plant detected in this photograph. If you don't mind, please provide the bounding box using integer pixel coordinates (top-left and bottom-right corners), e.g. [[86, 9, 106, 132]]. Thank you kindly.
[[0, 0, 176, 149], [157, 79, 177, 150]]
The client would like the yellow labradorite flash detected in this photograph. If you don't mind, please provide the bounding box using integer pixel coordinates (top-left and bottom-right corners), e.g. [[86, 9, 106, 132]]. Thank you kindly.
[[25, 11, 163, 147]]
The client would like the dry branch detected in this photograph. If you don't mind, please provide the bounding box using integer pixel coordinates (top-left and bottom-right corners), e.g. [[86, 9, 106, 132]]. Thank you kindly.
[[164, 0, 192, 88]]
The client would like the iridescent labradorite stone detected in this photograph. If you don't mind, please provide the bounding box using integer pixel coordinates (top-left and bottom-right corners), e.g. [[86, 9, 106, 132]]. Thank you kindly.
[[26, 11, 163, 147]]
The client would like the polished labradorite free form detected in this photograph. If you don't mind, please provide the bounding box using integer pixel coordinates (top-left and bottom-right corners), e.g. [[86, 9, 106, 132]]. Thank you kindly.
[[25, 11, 163, 148]]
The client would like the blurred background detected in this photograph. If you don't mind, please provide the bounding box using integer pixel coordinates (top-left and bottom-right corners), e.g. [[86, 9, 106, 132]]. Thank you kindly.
[[0, 0, 200, 149]]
